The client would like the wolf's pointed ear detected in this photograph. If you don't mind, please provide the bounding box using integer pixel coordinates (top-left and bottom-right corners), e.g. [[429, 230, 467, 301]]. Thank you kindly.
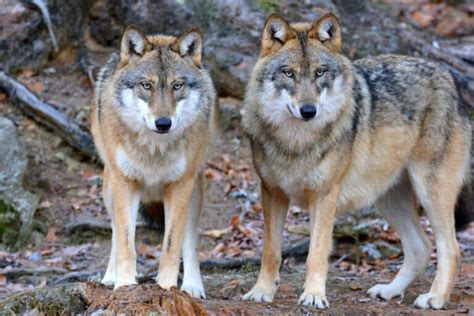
[[172, 28, 203, 66], [261, 14, 294, 57], [309, 13, 341, 53], [120, 26, 148, 63]]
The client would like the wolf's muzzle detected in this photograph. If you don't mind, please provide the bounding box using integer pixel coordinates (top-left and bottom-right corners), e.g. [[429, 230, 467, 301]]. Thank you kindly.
[[300, 104, 317, 121], [155, 117, 172, 133]]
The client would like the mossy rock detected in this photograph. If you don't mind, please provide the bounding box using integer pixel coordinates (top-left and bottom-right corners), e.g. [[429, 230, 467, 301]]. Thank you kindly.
[[0, 200, 21, 248], [0, 283, 87, 315]]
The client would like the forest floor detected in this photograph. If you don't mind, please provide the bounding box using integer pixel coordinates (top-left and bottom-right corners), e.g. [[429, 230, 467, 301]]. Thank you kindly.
[[1, 1, 474, 311], [0, 51, 473, 314]]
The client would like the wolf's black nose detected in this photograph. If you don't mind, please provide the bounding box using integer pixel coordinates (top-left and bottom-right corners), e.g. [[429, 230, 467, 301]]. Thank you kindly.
[[155, 117, 172, 132], [300, 105, 317, 120]]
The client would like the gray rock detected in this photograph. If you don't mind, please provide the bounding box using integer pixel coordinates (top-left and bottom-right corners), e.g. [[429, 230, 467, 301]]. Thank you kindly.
[[0, 0, 92, 72], [0, 116, 38, 248], [87, 0, 408, 98], [88, 0, 339, 98]]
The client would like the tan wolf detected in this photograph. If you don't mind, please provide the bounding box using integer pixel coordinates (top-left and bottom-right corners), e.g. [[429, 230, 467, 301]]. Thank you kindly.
[[91, 25, 217, 298], [242, 12, 471, 310]]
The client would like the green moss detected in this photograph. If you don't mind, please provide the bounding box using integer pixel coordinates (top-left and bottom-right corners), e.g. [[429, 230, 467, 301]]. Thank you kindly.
[[0, 284, 87, 315], [466, 108, 474, 120], [371, 3, 392, 12], [258, 0, 280, 14], [0, 200, 20, 248]]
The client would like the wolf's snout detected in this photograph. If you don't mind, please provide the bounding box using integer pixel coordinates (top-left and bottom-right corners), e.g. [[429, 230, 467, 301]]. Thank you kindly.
[[155, 117, 172, 133], [300, 105, 317, 120]]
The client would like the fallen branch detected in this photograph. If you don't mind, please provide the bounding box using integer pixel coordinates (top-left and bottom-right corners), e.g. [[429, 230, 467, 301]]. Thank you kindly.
[[0, 72, 96, 159], [201, 257, 261, 270], [64, 220, 151, 236], [52, 271, 97, 285], [64, 220, 112, 235], [0, 266, 68, 278], [200, 239, 310, 271]]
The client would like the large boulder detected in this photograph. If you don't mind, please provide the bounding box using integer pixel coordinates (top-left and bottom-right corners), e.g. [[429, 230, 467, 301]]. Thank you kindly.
[[0, 116, 38, 248], [87, 0, 408, 98], [88, 0, 339, 98], [0, 0, 92, 72]]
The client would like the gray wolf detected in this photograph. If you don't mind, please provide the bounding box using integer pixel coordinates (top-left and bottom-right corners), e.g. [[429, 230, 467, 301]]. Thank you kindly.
[[91, 25, 217, 298], [242, 12, 471, 310]]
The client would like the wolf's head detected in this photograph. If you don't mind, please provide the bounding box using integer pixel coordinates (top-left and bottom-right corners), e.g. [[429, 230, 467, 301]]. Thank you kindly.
[[112, 26, 212, 135], [249, 13, 352, 130]]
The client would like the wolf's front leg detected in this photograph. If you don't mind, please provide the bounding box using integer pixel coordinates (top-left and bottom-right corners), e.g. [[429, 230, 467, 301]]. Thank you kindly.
[[157, 175, 195, 290], [299, 186, 339, 309], [181, 174, 206, 298], [110, 173, 140, 289], [243, 185, 289, 303], [101, 171, 116, 286]]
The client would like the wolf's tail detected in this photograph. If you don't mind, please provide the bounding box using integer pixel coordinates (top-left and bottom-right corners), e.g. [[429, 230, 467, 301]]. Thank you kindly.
[[453, 80, 473, 231], [139, 201, 165, 232], [455, 182, 473, 231]]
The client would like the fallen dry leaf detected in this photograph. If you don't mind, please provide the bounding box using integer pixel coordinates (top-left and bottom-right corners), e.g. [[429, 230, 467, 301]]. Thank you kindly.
[[204, 168, 222, 181], [411, 10, 434, 28], [203, 227, 232, 239], [0, 92, 7, 103], [23, 81, 45, 93], [461, 263, 474, 278], [350, 283, 363, 291], [287, 224, 310, 236], [19, 70, 35, 78], [229, 215, 240, 227], [137, 243, 159, 259], [38, 200, 52, 209], [45, 226, 57, 242], [40, 249, 53, 256]]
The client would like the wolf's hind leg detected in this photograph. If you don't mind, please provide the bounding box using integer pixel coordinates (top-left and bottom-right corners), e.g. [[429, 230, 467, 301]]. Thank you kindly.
[[368, 176, 432, 301], [408, 159, 463, 309], [408, 123, 467, 309], [181, 174, 206, 299]]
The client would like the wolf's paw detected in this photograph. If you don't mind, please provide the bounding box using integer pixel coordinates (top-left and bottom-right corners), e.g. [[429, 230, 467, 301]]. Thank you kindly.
[[414, 293, 446, 309], [298, 292, 329, 309], [368, 283, 404, 301], [101, 275, 116, 287], [113, 278, 137, 290], [101, 278, 115, 287], [242, 287, 275, 303], [156, 275, 177, 290], [181, 281, 206, 299]]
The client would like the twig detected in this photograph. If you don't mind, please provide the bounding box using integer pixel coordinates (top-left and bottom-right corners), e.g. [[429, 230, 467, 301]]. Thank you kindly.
[[0, 72, 96, 159], [0, 267, 68, 278], [51, 271, 97, 285], [31, 0, 58, 53], [64, 220, 149, 236], [201, 257, 261, 270], [64, 220, 112, 235]]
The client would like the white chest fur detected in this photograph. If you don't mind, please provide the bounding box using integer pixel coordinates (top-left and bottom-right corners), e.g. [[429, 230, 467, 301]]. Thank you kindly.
[[115, 146, 187, 188]]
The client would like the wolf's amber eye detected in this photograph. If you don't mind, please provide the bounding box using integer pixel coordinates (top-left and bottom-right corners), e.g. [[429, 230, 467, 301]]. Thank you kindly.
[[282, 69, 294, 78], [173, 83, 183, 91], [316, 68, 327, 78], [141, 82, 152, 90]]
